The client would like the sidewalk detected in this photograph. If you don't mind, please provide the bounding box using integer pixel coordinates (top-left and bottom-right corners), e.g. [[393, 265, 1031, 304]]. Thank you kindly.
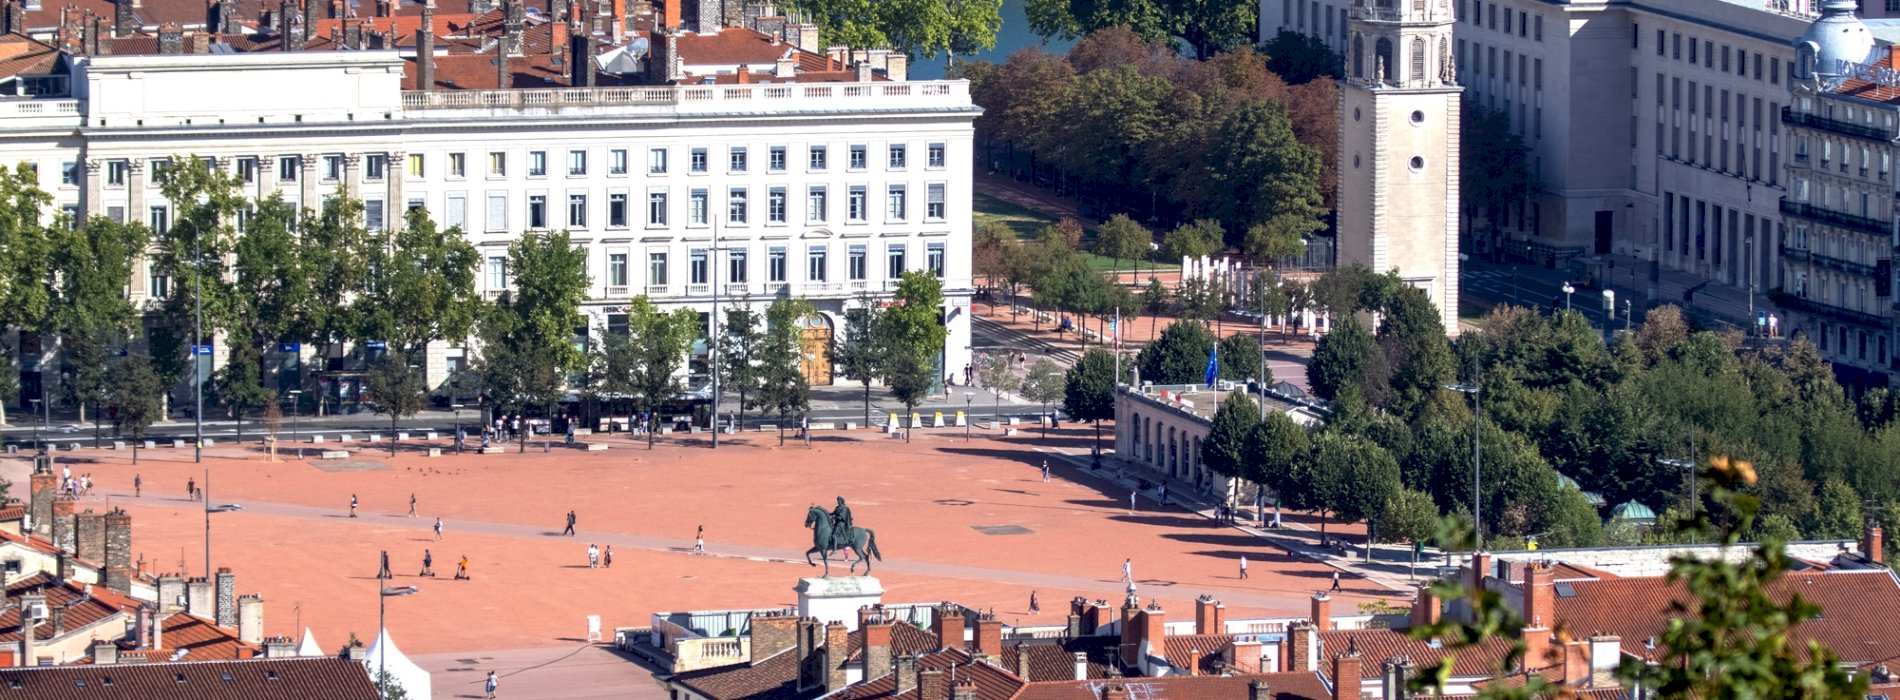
[[1580, 254, 1777, 330]]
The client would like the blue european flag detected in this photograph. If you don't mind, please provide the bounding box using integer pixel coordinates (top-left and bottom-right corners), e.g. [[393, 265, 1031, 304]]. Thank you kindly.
[[1204, 343, 1219, 386]]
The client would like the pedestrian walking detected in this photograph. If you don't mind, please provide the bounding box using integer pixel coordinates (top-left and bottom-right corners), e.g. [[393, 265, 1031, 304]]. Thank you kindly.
[[485, 670, 498, 698], [133, 474, 141, 498], [376, 550, 391, 580], [1158, 483, 1167, 504], [587, 543, 600, 568], [480, 431, 491, 449], [434, 518, 444, 540], [562, 511, 576, 536], [1121, 558, 1132, 584], [1029, 590, 1040, 614], [82, 475, 91, 495], [1330, 571, 1342, 592], [421, 549, 434, 577], [1239, 555, 1248, 579], [408, 493, 417, 518], [1128, 489, 1137, 514], [1041, 460, 1049, 483], [456, 425, 467, 451], [186, 477, 196, 501], [455, 555, 470, 580], [349, 494, 358, 518], [604, 545, 613, 568], [694, 526, 705, 555]]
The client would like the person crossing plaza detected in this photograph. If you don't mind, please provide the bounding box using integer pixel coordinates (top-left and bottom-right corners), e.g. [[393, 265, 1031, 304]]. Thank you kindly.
[[408, 493, 417, 518], [349, 494, 358, 518], [694, 526, 704, 555], [562, 511, 576, 536], [455, 555, 470, 580], [434, 518, 444, 540], [420, 549, 434, 577]]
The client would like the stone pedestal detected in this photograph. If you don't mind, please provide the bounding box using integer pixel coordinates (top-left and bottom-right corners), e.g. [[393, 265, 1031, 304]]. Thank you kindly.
[[795, 576, 883, 630]]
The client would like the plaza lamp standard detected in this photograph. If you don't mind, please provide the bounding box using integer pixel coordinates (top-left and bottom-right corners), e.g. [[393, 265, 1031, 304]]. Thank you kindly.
[[1445, 381, 1482, 550], [377, 585, 419, 699], [964, 391, 974, 441]]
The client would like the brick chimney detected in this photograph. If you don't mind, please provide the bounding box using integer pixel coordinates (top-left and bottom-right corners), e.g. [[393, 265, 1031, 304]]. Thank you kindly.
[[1409, 586, 1439, 630], [1522, 563, 1554, 630], [215, 568, 236, 627], [416, 0, 435, 90], [1067, 597, 1087, 637], [1560, 640, 1589, 686], [216, 0, 236, 31], [932, 604, 965, 650], [1331, 653, 1361, 700], [794, 617, 822, 691], [6, 2, 25, 35], [1522, 626, 1551, 672], [1248, 679, 1271, 700], [1141, 603, 1165, 659], [156, 21, 182, 53], [1102, 683, 1128, 700], [952, 679, 976, 700], [550, 15, 568, 55], [103, 508, 132, 594], [112, 0, 137, 36], [1287, 622, 1315, 673], [824, 621, 849, 693], [1184, 647, 1202, 676], [1380, 656, 1411, 700], [1194, 595, 1225, 635], [74, 510, 104, 564], [1228, 639, 1262, 673], [1090, 601, 1115, 634], [1310, 592, 1333, 631], [974, 612, 1003, 658], [863, 613, 894, 680], [188, 30, 209, 54], [501, 0, 523, 55], [1469, 551, 1492, 594], [895, 655, 917, 694], [662, 0, 678, 29], [919, 668, 946, 700], [1866, 521, 1885, 565]]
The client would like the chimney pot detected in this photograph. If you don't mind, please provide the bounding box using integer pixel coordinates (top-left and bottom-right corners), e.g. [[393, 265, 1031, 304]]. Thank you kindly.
[[1330, 653, 1361, 700], [1865, 521, 1885, 565], [919, 668, 947, 700], [1311, 592, 1333, 631], [1248, 679, 1272, 700]]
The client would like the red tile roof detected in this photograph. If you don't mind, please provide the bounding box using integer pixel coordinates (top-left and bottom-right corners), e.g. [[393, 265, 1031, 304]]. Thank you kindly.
[[998, 638, 1119, 682], [1160, 634, 1232, 675], [117, 613, 258, 662], [0, 35, 58, 80], [1013, 673, 1333, 700], [1834, 49, 1900, 104], [0, 574, 132, 646], [833, 649, 1026, 700], [1315, 628, 1514, 680], [0, 656, 379, 699], [669, 647, 804, 700], [1551, 569, 1900, 665]]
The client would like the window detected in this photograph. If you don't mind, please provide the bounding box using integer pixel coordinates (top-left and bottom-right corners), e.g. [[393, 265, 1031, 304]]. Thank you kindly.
[[1533, 14, 1541, 40], [147, 265, 169, 298], [729, 147, 748, 173], [768, 246, 787, 282], [446, 193, 467, 229], [568, 193, 587, 228], [106, 160, 127, 186], [690, 148, 708, 173], [690, 249, 709, 284], [568, 150, 588, 176], [1656, 29, 1664, 56], [365, 153, 388, 180], [648, 148, 667, 174], [848, 186, 867, 221], [488, 151, 507, 176], [769, 146, 787, 172], [649, 251, 669, 285], [528, 194, 548, 229], [887, 185, 907, 221], [449, 153, 466, 177], [278, 156, 299, 182], [404, 153, 423, 178], [926, 183, 946, 220], [849, 144, 867, 170], [807, 246, 828, 281], [928, 143, 946, 168], [848, 244, 867, 280], [886, 243, 906, 278], [927, 242, 945, 277], [236, 157, 258, 184], [609, 192, 629, 227], [728, 249, 748, 283], [768, 187, 787, 223], [889, 144, 907, 169], [487, 256, 508, 289], [365, 199, 385, 231], [728, 188, 748, 223], [324, 155, 344, 181], [486, 193, 507, 231], [648, 190, 668, 226], [690, 189, 708, 225], [611, 149, 629, 175], [808, 186, 828, 222], [529, 151, 547, 176], [609, 253, 628, 286], [809, 145, 828, 171], [150, 158, 172, 178], [148, 205, 169, 234]]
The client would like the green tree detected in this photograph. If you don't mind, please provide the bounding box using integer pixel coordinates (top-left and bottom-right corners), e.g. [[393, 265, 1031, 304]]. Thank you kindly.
[[1809, 478, 1863, 540], [1307, 315, 1376, 401], [1200, 392, 1260, 479], [1217, 332, 1264, 383], [1309, 431, 1401, 544], [877, 273, 949, 439], [624, 296, 698, 450], [976, 351, 1020, 423], [1062, 348, 1126, 455], [1136, 318, 1216, 384], [1047, 67, 1174, 189], [973, 220, 1019, 290], [0, 162, 55, 426], [150, 156, 248, 411], [1378, 487, 1439, 579], [109, 353, 164, 465], [1024, 0, 1254, 59], [1174, 276, 1223, 323], [757, 297, 816, 446], [1022, 358, 1067, 438], [50, 215, 147, 433], [1160, 219, 1223, 262], [477, 230, 590, 450], [883, 350, 935, 442], [718, 300, 766, 427], [780, 0, 1002, 59], [1208, 100, 1327, 242], [294, 191, 372, 413], [1094, 214, 1152, 285], [1243, 412, 1311, 513], [1259, 29, 1343, 84], [830, 294, 884, 427], [360, 207, 482, 358], [210, 342, 273, 445], [363, 357, 426, 456]]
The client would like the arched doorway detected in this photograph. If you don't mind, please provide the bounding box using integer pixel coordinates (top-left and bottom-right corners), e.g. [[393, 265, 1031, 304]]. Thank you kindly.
[[798, 314, 834, 385]]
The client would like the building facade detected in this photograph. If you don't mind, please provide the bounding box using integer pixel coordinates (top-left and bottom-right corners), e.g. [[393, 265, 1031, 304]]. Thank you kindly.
[[0, 44, 977, 406]]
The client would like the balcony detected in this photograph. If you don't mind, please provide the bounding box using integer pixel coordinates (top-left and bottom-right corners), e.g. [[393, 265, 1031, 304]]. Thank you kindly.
[[1783, 245, 1878, 277], [1780, 199, 1889, 237], [1352, 5, 1403, 21], [1771, 290, 1891, 328], [1783, 106, 1892, 142], [722, 283, 751, 296], [645, 284, 672, 297], [687, 284, 712, 296], [400, 82, 974, 119]]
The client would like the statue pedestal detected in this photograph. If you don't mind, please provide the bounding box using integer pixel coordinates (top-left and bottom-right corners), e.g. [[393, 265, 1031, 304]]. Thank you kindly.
[[795, 576, 883, 630]]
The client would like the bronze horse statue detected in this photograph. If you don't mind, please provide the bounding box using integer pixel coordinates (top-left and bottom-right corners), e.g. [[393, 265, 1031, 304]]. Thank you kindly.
[[803, 505, 882, 576]]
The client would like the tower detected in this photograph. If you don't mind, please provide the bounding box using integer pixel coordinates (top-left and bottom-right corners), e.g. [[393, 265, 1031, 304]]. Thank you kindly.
[[1336, 0, 1463, 333]]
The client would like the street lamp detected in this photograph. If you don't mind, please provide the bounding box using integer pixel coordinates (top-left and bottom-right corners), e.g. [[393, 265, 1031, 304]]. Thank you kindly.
[[287, 390, 303, 460], [186, 193, 210, 465], [1561, 282, 1574, 311], [377, 585, 419, 699], [27, 398, 41, 455], [1446, 382, 1482, 550], [964, 392, 974, 441], [1601, 289, 1617, 344], [452, 404, 465, 453]]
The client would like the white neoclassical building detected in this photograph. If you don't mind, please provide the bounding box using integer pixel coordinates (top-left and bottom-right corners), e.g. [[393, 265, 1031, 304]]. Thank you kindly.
[[0, 41, 976, 408]]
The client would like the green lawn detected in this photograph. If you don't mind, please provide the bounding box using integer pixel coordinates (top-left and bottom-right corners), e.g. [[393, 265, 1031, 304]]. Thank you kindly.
[[972, 191, 1178, 273]]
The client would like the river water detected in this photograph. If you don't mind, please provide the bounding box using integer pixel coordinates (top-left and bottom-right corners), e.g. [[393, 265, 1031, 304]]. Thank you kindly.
[[908, 0, 1076, 80]]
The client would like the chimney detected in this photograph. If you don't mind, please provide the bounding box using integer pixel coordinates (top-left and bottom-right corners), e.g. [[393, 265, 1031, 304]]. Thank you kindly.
[[217, 0, 236, 31], [662, 0, 678, 29], [952, 679, 976, 700], [1073, 651, 1087, 681], [932, 604, 965, 650], [1012, 641, 1030, 679], [264, 636, 298, 657], [1311, 592, 1333, 631], [1522, 563, 1554, 630], [1090, 601, 1115, 634], [157, 21, 182, 53], [18, 594, 42, 666], [919, 668, 946, 700], [884, 52, 906, 81], [854, 60, 872, 82], [158, 575, 187, 613], [50, 497, 75, 557], [1587, 635, 1621, 688], [151, 609, 164, 652], [974, 612, 1003, 658], [189, 30, 209, 53], [417, 0, 436, 90], [1331, 653, 1361, 700], [49, 604, 64, 638], [792, 21, 816, 51], [74, 510, 105, 565], [186, 577, 214, 619], [134, 605, 152, 651], [692, 0, 717, 32], [795, 618, 822, 691], [895, 655, 917, 694], [1522, 626, 1551, 672], [27, 468, 55, 536], [502, 0, 523, 55], [90, 639, 118, 665], [1141, 603, 1165, 661], [550, 0, 566, 20], [1380, 656, 1410, 700], [1066, 597, 1085, 637], [1248, 679, 1271, 700], [1229, 639, 1262, 673], [824, 621, 849, 692], [1560, 640, 1589, 686], [775, 55, 795, 78], [863, 614, 894, 680], [1103, 684, 1128, 700], [735, 64, 748, 84], [1469, 551, 1493, 595], [551, 16, 568, 55], [346, 642, 367, 661], [1866, 521, 1885, 565], [1287, 622, 1315, 673], [1185, 647, 1202, 676], [112, 0, 136, 36], [6, 3, 25, 36], [1194, 595, 1225, 635], [238, 594, 264, 645], [1408, 586, 1439, 630], [496, 53, 510, 89], [215, 568, 237, 627], [303, 0, 317, 23], [751, 611, 798, 664]]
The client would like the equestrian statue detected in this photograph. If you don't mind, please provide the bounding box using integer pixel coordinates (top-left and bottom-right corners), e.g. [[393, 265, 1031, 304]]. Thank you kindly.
[[803, 497, 882, 577]]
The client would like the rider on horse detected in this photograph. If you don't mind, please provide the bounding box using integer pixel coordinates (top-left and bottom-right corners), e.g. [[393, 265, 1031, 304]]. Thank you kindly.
[[831, 498, 854, 553]]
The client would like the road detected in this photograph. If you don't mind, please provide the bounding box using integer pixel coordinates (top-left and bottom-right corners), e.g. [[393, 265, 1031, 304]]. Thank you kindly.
[[1459, 259, 1646, 332]]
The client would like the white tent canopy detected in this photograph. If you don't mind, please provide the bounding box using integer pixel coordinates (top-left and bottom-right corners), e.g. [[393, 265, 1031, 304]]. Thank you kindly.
[[297, 628, 323, 657], [364, 628, 433, 700]]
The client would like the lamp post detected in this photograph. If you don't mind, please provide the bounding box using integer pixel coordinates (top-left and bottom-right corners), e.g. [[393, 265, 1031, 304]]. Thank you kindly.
[[377, 585, 419, 698], [452, 404, 464, 453], [1658, 456, 1696, 527], [27, 398, 41, 456], [187, 193, 210, 465], [1446, 382, 1482, 550], [287, 390, 303, 460], [964, 392, 974, 441], [1601, 289, 1617, 344], [709, 216, 721, 449], [1561, 282, 1574, 311]]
